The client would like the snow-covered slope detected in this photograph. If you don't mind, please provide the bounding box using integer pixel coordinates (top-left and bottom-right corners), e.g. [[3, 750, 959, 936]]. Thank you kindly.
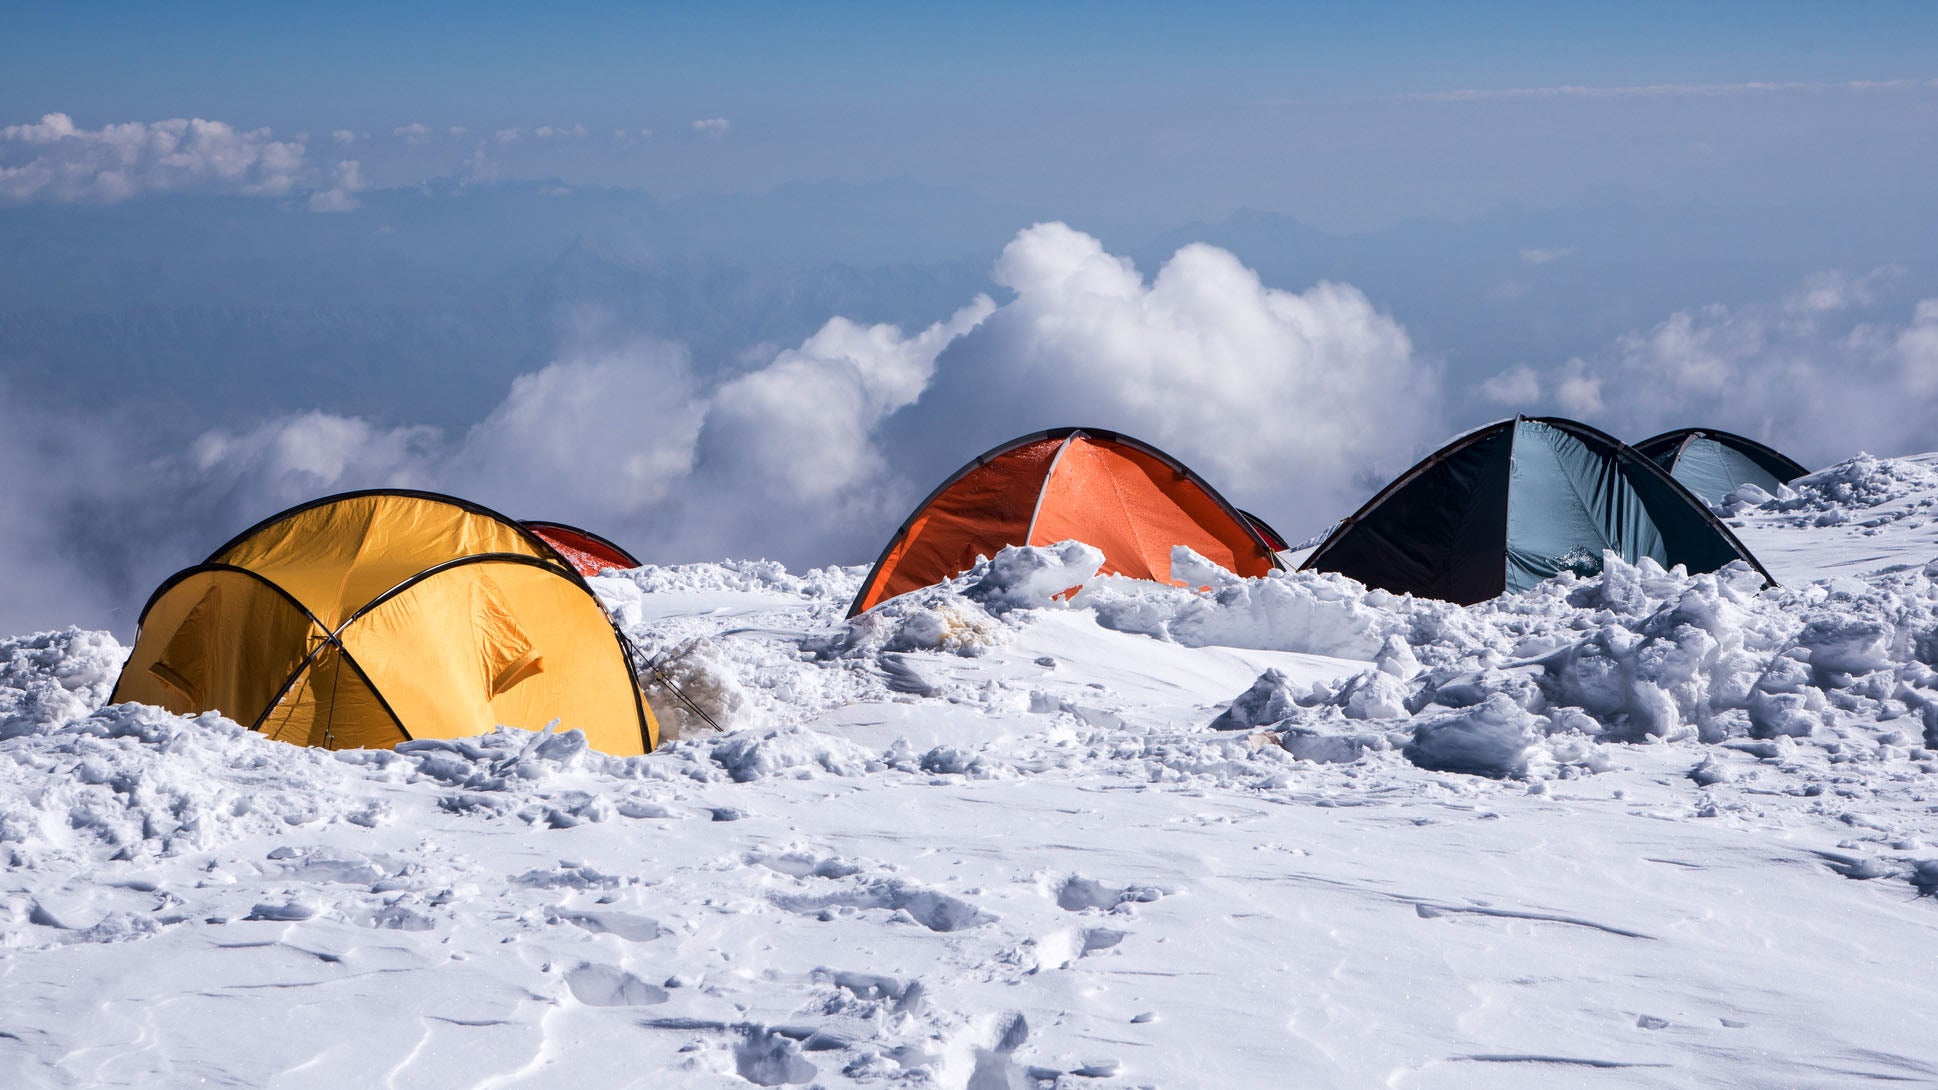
[[4, 458, 1938, 1089]]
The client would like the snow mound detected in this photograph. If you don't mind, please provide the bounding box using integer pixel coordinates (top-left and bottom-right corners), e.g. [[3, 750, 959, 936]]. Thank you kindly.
[[0, 702, 383, 868], [1404, 694, 1544, 778], [1755, 453, 1938, 528], [815, 541, 1119, 661], [703, 725, 879, 782], [0, 627, 126, 740], [6, 450, 1938, 1087], [810, 545, 1096, 663], [602, 558, 865, 600], [965, 540, 1104, 613], [1209, 549, 1938, 779], [1074, 565, 1422, 659], [1208, 667, 1303, 731]]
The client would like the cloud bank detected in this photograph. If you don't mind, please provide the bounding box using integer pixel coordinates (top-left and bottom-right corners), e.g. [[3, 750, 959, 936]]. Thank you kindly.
[[32, 222, 1933, 637], [1478, 270, 1938, 465], [939, 223, 1434, 498], [0, 224, 1444, 634], [0, 114, 307, 205], [307, 159, 366, 212], [0, 111, 638, 209]]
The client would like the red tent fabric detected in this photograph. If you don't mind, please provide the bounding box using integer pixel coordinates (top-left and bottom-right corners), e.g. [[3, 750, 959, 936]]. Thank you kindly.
[[523, 521, 641, 577]]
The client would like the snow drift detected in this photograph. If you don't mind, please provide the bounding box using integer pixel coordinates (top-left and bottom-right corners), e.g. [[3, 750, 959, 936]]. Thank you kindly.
[[2, 453, 1937, 1087]]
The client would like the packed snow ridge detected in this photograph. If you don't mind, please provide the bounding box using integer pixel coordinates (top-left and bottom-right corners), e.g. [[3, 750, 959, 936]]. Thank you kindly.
[[2, 453, 1937, 1087]]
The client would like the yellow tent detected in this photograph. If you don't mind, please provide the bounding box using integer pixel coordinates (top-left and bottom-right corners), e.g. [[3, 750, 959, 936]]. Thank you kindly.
[[112, 490, 658, 754]]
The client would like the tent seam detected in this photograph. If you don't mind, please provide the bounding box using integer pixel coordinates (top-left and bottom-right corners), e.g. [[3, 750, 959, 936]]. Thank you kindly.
[[1024, 432, 1081, 546]]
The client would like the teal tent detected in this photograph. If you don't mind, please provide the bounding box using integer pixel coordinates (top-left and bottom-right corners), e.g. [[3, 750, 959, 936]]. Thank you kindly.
[[1301, 416, 1772, 604], [1633, 428, 1809, 506]]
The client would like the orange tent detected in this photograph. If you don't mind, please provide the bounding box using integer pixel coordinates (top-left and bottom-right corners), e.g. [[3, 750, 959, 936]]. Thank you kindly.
[[523, 521, 641, 576], [849, 428, 1283, 616]]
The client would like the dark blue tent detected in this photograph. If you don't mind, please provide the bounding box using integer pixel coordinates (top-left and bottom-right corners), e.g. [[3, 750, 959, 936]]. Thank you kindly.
[[1633, 428, 1809, 506], [1301, 417, 1772, 604]]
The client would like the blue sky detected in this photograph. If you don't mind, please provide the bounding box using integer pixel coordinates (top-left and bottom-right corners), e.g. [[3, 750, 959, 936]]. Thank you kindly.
[[11, 2, 1934, 111], [8, 2, 1937, 228]]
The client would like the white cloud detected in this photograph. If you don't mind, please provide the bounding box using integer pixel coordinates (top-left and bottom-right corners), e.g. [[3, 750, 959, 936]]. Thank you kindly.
[[186, 412, 441, 506], [698, 300, 994, 509], [449, 340, 707, 523], [306, 159, 365, 213], [393, 122, 431, 145], [929, 223, 1437, 522], [1552, 359, 1604, 417], [154, 301, 994, 570], [21, 222, 1938, 635], [1, 222, 1443, 631], [331, 129, 357, 145], [154, 346, 709, 541], [1898, 300, 1938, 397], [460, 144, 498, 181], [1519, 246, 1577, 265], [0, 113, 307, 205], [691, 117, 731, 139], [0, 408, 444, 632], [533, 124, 588, 140], [0, 390, 123, 632], [494, 128, 523, 144], [1527, 269, 1938, 463], [1478, 365, 1541, 404]]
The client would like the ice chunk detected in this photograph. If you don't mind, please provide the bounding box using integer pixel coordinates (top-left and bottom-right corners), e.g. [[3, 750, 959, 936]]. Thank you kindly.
[[1405, 694, 1542, 778], [1210, 668, 1302, 731], [966, 541, 1105, 613]]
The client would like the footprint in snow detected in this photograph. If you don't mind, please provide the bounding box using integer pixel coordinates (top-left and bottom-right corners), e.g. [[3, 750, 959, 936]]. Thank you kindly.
[[878, 652, 941, 697], [1029, 926, 1128, 970], [770, 877, 994, 932], [18, 892, 183, 948], [1081, 927, 1127, 953], [735, 1026, 818, 1086], [751, 848, 990, 930], [265, 846, 391, 886], [636, 1019, 821, 1086], [1054, 875, 1167, 913], [365, 903, 436, 931], [616, 797, 678, 819], [817, 968, 926, 1014], [964, 1012, 1035, 1089], [564, 962, 669, 1007], [548, 907, 662, 941], [746, 849, 864, 879], [244, 900, 319, 922], [511, 863, 626, 890]]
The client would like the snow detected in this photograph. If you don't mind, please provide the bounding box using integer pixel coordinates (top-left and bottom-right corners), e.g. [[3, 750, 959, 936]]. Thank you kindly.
[[4, 455, 1938, 1087]]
